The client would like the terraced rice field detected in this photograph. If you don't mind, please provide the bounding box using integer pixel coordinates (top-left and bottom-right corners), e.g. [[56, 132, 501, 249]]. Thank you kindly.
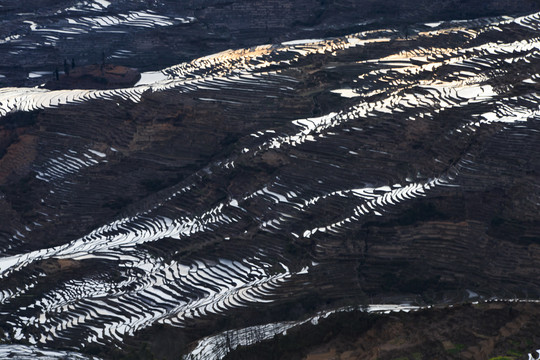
[[0, 2, 539, 359]]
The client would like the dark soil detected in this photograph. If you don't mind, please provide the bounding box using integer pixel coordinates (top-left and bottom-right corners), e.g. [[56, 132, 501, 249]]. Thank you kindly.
[[225, 302, 540, 360]]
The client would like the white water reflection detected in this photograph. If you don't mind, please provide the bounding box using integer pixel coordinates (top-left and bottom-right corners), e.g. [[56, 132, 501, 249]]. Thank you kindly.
[[331, 88, 361, 98], [0, 344, 99, 359], [134, 70, 168, 86]]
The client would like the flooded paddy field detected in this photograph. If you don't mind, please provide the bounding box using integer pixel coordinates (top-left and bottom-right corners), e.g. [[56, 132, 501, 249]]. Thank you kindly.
[[0, 1, 539, 359]]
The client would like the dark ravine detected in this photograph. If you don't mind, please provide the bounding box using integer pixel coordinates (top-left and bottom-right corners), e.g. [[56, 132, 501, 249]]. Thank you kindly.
[[0, 1, 539, 359]]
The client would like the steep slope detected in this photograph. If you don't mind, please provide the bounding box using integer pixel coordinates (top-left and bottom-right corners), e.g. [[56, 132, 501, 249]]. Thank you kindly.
[[0, 7, 539, 360]]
